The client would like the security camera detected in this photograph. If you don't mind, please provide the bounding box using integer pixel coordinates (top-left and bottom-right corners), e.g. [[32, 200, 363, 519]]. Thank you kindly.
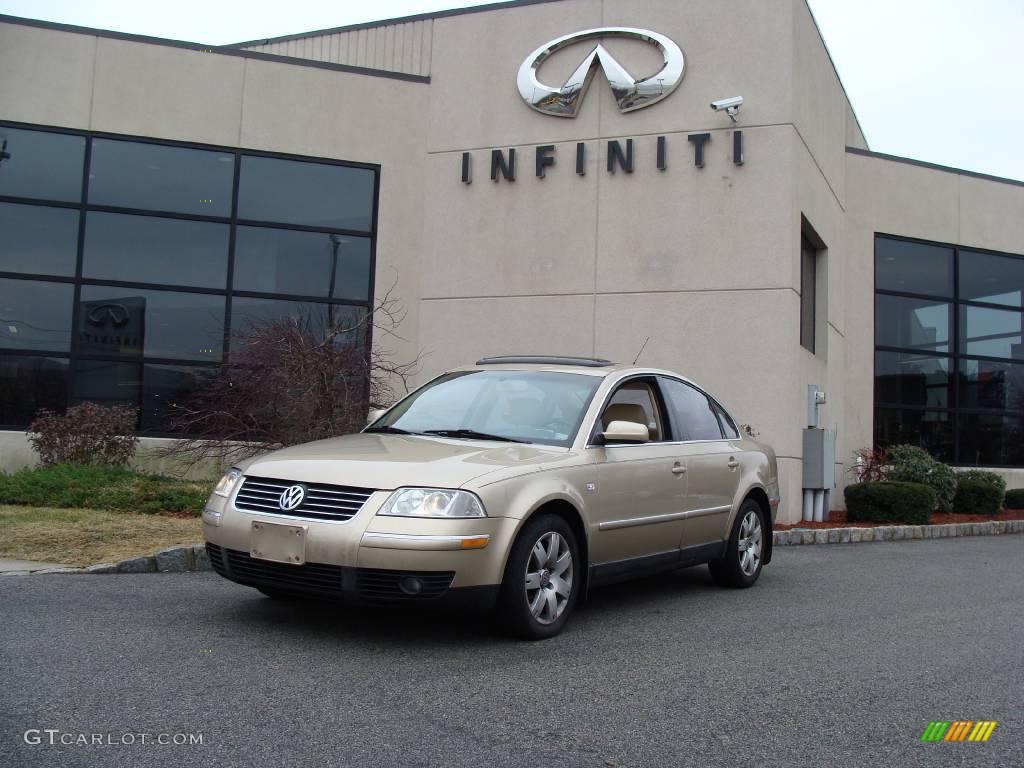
[[710, 96, 743, 122]]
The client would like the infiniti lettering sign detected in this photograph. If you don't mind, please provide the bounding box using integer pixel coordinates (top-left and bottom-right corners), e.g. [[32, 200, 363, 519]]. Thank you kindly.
[[517, 27, 685, 117]]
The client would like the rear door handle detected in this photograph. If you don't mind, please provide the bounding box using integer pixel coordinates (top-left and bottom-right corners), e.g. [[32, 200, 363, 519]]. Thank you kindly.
[[727, 458, 739, 469], [671, 463, 687, 475]]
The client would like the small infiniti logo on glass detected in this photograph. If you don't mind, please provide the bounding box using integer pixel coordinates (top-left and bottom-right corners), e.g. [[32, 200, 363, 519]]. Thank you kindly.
[[278, 485, 306, 511]]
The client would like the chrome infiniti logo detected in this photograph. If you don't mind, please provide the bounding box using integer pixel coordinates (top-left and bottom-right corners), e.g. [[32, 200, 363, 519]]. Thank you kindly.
[[278, 484, 306, 511], [517, 27, 685, 117], [86, 303, 130, 328]]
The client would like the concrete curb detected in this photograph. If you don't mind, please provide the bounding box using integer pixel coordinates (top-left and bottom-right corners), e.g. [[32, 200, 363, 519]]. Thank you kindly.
[[773, 519, 1024, 546], [2, 544, 211, 576]]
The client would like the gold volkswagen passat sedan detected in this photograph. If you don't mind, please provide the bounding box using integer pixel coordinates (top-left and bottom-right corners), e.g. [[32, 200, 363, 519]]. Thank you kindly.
[[203, 356, 780, 639]]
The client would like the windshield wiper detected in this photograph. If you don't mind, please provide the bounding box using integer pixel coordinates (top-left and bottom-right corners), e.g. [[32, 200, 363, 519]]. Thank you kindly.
[[363, 425, 416, 435], [422, 429, 527, 443]]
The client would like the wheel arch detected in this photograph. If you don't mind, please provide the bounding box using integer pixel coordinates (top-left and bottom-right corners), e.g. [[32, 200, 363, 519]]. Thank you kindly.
[[742, 486, 774, 565], [506, 496, 591, 602]]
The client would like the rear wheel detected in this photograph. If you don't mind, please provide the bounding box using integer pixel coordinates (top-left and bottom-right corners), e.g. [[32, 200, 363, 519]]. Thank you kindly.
[[496, 514, 580, 640], [709, 499, 765, 588]]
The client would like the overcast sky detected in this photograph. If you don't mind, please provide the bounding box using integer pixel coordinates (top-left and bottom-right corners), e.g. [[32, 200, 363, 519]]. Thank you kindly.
[[2, 0, 1021, 182]]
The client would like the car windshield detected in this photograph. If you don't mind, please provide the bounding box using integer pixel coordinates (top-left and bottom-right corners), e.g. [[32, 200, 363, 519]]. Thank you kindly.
[[367, 370, 602, 447]]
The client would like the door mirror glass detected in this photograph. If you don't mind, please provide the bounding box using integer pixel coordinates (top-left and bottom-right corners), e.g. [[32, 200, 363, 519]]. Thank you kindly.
[[367, 408, 388, 426], [602, 420, 650, 444]]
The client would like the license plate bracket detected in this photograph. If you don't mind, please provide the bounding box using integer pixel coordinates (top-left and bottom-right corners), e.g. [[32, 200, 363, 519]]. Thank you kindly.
[[250, 521, 307, 565]]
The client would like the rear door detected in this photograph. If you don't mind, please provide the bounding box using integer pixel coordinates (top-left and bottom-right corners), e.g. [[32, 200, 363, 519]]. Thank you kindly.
[[658, 377, 742, 549]]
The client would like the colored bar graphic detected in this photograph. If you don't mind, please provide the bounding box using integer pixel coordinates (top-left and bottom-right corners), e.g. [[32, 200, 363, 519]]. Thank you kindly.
[[921, 720, 996, 742]]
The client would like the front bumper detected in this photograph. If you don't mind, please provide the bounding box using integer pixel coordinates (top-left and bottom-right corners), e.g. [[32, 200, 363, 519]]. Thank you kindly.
[[202, 488, 519, 595]]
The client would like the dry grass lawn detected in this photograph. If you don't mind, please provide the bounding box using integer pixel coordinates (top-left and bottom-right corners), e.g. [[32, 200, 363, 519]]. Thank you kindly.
[[0, 506, 203, 566]]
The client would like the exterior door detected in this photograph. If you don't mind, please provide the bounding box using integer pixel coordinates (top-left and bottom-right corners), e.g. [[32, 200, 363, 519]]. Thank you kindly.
[[588, 379, 688, 564], [658, 377, 741, 547]]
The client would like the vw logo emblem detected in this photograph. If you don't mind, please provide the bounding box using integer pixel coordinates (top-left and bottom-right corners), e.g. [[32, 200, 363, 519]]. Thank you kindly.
[[278, 484, 306, 511]]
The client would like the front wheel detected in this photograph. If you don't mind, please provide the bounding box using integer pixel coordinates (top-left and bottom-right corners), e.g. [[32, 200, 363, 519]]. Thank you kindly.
[[496, 514, 580, 640], [709, 500, 765, 588]]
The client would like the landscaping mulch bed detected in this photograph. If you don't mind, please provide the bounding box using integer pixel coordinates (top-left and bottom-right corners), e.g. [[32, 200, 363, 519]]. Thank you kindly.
[[776, 508, 1024, 530]]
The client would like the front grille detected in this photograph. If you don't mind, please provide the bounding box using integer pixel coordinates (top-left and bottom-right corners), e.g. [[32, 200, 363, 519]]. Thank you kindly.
[[234, 476, 375, 522], [206, 543, 226, 576], [356, 568, 455, 600], [222, 547, 345, 595]]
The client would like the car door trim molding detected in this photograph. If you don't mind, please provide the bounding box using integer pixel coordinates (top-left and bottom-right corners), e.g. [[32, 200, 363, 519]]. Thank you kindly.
[[598, 504, 731, 530], [589, 540, 726, 587]]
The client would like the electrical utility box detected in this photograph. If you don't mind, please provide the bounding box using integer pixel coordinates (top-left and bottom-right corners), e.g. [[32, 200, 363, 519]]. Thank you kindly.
[[802, 428, 836, 489]]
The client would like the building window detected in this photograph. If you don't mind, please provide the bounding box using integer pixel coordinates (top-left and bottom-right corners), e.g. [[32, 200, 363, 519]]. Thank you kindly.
[[874, 234, 1024, 466], [0, 122, 378, 435], [800, 219, 826, 354]]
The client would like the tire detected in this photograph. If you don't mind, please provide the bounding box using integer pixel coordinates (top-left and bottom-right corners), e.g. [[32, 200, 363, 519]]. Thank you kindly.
[[495, 513, 580, 640], [709, 499, 766, 588]]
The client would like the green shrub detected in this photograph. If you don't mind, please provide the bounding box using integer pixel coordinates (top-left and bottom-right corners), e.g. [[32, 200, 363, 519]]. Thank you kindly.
[[845, 481, 936, 525], [0, 464, 206, 515], [953, 477, 1004, 516], [1003, 489, 1024, 509], [886, 444, 957, 512], [956, 469, 1006, 494]]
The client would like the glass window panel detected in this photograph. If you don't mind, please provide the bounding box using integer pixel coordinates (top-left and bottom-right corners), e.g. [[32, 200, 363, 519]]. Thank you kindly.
[[712, 401, 739, 439], [71, 359, 141, 411], [959, 305, 1023, 360], [78, 286, 224, 361], [83, 212, 229, 288], [237, 156, 375, 231], [141, 364, 215, 432], [958, 412, 1024, 466], [875, 237, 953, 297], [660, 377, 723, 441], [958, 250, 1024, 308], [233, 228, 371, 301], [959, 359, 1024, 410], [874, 351, 951, 408], [874, 408, 953, 463], [0, 127, 84, 202], [230, 297, 367, 352], [876, 294, 950, 353], [88, 139, 234, 217], [0, 278, 73, 352], [0, 203, 79, 276], [800, 235, 816, 352], [0, 355, 69, 427]]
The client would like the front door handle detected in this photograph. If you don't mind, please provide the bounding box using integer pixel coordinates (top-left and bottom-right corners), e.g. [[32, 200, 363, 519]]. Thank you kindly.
[[727, 458, 739, 469], [671, 463, 687, 475]]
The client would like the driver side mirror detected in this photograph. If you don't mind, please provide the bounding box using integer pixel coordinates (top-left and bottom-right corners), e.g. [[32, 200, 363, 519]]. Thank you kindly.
[[366, 408, 388, 426], [602, 420, 650, 445]]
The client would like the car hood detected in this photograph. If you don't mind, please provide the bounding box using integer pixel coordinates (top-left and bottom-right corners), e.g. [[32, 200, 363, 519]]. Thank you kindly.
[[238, 433, 574, 490]]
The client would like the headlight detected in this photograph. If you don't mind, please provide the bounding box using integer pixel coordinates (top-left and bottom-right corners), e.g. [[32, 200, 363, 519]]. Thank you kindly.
[[378, 488, 486, 518], [213, 468, 243, 498]]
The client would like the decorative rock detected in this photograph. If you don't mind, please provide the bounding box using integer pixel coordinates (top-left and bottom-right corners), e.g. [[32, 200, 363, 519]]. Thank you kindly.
[[34, 567, 83, 574], [827, 529, 841, 544], [801, 529, 816, 545], [814, 530, 828, 545], [861, 528, 875, 542], [838, 528, 850, 544], [154, 547, 192, 573], [849, 528, 862, 543], [192, 544, 211, 571], [912, 526, 923, 539], [116, 556, 156, 574], [85, 563, 117, 574]]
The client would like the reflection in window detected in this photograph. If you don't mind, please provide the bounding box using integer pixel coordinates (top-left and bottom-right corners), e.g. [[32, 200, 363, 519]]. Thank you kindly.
[[874, 408, 953, 463], [79, 286, 224, 361], [875, 238, 953, 297], [959, 305, 1023, 360], [874, 352, 950, 409], [0, 127, 84, 202], [141, 364, 215, 432], [0, 355, 69, 426], [959, 359, 1024, 410], [0, 203, 79, 276], [660, 378, 723, 441], [89, 139, 234, 217], [958, 413, 1024, 466], [71, 359, 141, 410], [83, 212, 229, 288], [237, 156, 375, 231], [0, 278, 74, 352], [233, 228, 371, 300], [230, 297, 366, 351], [875, 294, 950, 353], [958, 250, 1023, 308]]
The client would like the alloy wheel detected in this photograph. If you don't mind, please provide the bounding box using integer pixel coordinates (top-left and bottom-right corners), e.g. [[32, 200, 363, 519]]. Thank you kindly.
[[737, 509, 763, 576], [524, 531, 573, 624]]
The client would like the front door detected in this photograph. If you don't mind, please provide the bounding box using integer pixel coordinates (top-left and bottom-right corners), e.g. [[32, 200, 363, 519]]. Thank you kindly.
[[588, 379, 688, 564]]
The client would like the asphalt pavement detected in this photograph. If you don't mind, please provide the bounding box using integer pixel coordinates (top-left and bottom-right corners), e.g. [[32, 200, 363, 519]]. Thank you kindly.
[[1, 536, 1021, 768]]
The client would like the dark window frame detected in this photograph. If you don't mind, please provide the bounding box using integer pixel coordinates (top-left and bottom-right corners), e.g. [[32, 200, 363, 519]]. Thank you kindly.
[[874, 232, 1024, 467], [0, 120, 380, 436]]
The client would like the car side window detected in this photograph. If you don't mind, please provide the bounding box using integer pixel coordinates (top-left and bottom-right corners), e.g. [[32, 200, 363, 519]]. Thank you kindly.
[[600, 380, 665, 442], [712, 401, 740, 439], [659, 378, 724, 441]]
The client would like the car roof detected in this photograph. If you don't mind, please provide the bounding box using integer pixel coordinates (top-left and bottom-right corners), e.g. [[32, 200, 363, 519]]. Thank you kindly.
[[449, 358, 697, 383]]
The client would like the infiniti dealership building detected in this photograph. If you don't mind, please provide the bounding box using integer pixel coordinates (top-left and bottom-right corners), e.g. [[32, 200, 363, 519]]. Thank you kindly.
[[1, 0, 1022, 522]]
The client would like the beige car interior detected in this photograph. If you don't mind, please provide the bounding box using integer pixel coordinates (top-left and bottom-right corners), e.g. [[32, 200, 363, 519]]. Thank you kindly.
[[601, 381, 663, 440]]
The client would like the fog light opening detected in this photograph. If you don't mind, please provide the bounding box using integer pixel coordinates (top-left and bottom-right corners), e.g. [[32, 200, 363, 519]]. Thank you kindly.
[[399, 576, 424, 596]]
